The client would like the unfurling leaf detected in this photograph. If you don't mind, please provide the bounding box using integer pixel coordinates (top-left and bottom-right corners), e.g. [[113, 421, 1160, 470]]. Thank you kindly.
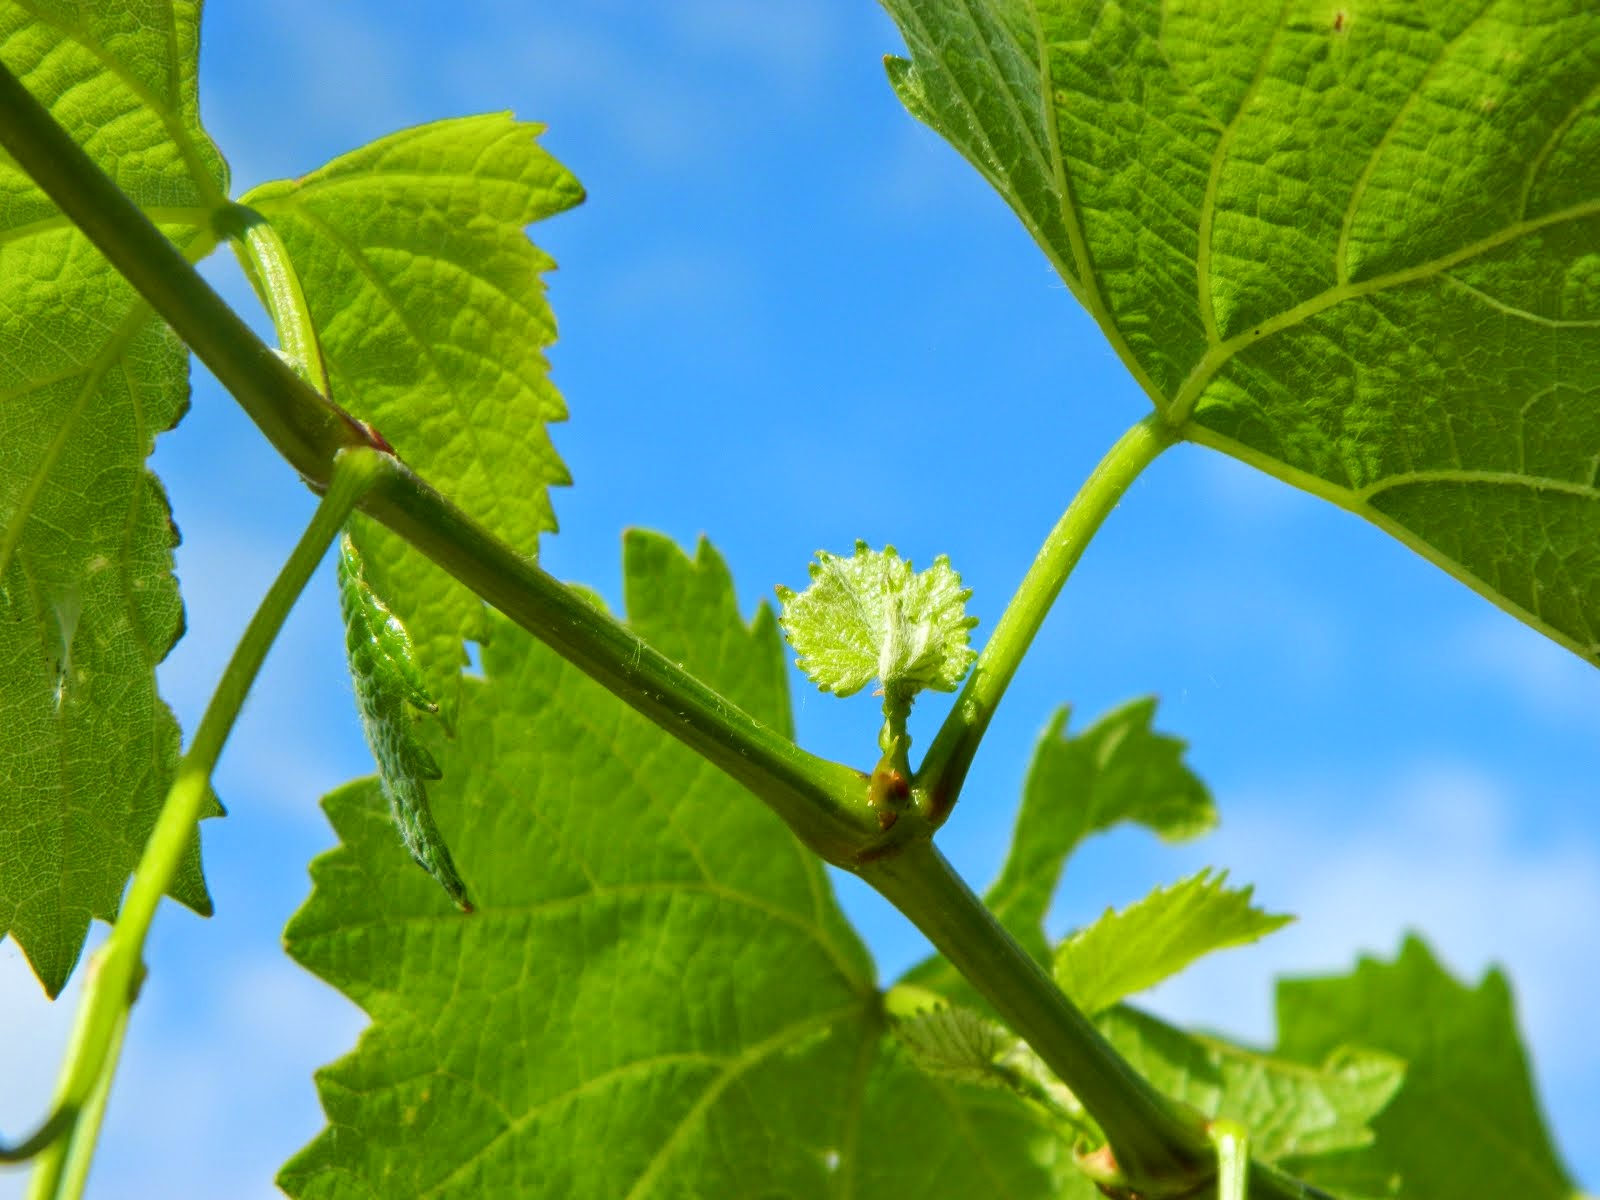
[[887, 985, 1015, 1088], [886, 985, 1085, 1132], [776, 541, 977, 699], [337, 534, 471, 912]]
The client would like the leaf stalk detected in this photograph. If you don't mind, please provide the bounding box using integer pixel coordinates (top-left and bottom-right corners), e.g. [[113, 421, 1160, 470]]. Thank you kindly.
[[915, 414, 1174, 821]]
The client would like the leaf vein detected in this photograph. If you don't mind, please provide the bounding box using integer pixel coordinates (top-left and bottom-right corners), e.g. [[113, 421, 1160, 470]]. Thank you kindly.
[[1333, 0, 1498, 285], [620, 1002, 867, 1200], [1194, 0, 1290, 346]]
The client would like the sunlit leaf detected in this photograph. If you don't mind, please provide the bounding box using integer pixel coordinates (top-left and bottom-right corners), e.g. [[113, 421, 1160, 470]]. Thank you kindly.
[[1275, 935, 1579, 1198], [0, 0, 227, 995]]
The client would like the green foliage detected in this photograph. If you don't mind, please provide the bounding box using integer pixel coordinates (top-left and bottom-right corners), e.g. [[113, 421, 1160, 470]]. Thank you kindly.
[[1103, 1006, 1404, 1186], [1, 5, 1591, 1196], [336, 534, 471, 911], [283, 534, 1058, 1198], [881, 0, 1600, 666], [1274, 936, 1580, 1199], [0, 0, 225, 995], [885, 985, 1084, 1133], [904, 699, 1215, 1002], [887, 988, 1018, 1087], [777, 542, 978, 700], [240, 115, 584, 715], [1055, 869, 1292, 1016]]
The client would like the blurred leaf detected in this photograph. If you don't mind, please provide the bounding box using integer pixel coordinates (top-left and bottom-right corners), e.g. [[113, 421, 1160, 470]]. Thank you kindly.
[[0, 0, 227, 995], [241, 114, 584, 714], [1055, 869, 1291, 1016], [1275, 935, 1578, 1199], [1103, 1005, 1404, 1184], [903, 699, 1213, 1002], [882, 0, 1600, 665], [283, 533, 1065, 1199], [886, 985, 1089, 1144]]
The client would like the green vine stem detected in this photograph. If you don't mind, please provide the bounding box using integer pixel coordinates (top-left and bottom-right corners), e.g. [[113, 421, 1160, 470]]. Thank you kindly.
[[362, 461, 880, 859], [914, 414, 1173, 821], [52, 1008, 129, 1200], [0, 1111, 75, 1165], [25, 448, 389, 1200], [1212, 1119, 1249, 1200], [861, 838, 1212, 1185]]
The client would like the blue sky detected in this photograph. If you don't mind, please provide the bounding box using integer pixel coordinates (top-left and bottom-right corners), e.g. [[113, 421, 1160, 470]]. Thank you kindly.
[[3, 2, 1598, 1194]]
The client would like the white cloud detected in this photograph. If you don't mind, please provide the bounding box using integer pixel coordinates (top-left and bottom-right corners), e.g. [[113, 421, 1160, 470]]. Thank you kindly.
[[1441, 614, 1600, 732]]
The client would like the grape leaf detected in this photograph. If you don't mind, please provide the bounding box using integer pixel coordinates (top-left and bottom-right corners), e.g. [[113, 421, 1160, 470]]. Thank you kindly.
[[1055, 869, 1291, 1016], [283, 533, 1064, 1199], [777, 542, 978, 699], [1275, 935, 1579, 1199], [239, 115, 584, 715], [903, 699, 1214, 1001], [882, 0, 1600, 666], [0, 0, 227, 995], [1101, 1006, 1404, 1184]]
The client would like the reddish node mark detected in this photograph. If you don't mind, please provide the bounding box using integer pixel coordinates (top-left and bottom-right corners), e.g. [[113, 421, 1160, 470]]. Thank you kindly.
[[1333, 9, 1346, 32], [362, 419, 396, 455]]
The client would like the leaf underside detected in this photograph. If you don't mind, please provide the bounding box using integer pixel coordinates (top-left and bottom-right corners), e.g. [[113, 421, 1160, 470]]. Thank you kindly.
[[283, 534, 1063, 1199], [882, 0, 1600, 666], [0, 0, 226, 996], [240, 114, 584, 716]]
